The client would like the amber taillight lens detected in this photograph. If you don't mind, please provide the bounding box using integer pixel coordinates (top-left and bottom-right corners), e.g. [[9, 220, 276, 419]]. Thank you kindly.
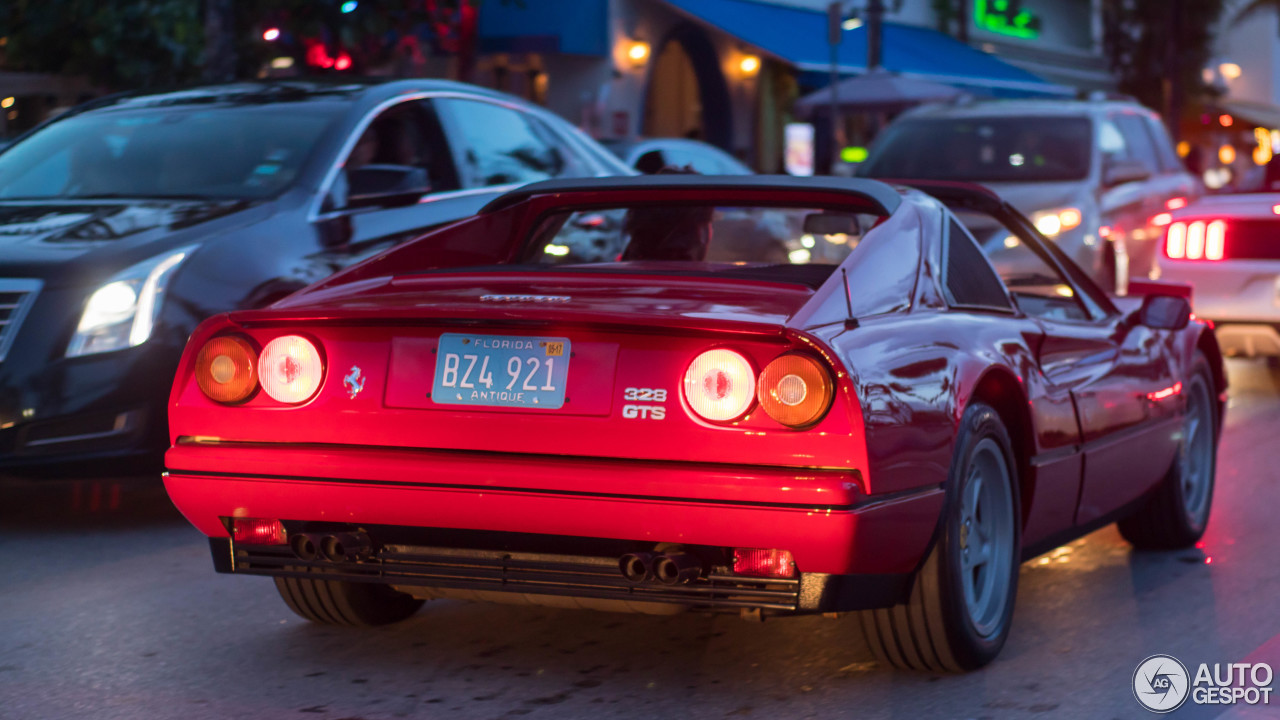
[[195, 336, 258, 404], [756, 353, 834, 428]]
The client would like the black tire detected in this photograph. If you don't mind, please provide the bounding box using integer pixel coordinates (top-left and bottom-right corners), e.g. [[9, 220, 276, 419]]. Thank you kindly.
[[858, 402, 1021, 672], [1118, 354, 1217, 549], [274, 574, 424, 626]]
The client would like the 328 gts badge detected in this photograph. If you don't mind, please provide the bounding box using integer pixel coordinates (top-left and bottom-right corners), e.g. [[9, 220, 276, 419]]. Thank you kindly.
[[622, 387, 666, 420]]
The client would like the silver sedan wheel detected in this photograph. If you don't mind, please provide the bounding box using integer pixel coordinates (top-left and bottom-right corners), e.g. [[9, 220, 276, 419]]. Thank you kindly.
[[1181, 377, 1214, 529], [958, 438, 1016, 639]]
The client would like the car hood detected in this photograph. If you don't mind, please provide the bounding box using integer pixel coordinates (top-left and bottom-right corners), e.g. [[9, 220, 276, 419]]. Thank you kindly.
[[975, 181, 1091, 216], [0, 199, 267, 285], [255, 269, 819, 335]]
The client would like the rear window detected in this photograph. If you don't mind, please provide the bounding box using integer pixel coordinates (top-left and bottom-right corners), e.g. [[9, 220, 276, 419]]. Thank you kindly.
[[862, 116, 1093, 182], [520, 204, 883, 287]]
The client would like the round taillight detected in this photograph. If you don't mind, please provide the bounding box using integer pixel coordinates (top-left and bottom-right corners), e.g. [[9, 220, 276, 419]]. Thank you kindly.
[[757, 353, 834, 428], [257, 335, 324, 404], [195, 336, 258, 404], [683, 349, 755, 422]]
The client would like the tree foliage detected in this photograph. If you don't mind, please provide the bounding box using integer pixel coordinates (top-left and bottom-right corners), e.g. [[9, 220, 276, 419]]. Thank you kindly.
[[0, 0, 486, 90], [0, 0, 203, 90], [1101, 0, 1225, 113]]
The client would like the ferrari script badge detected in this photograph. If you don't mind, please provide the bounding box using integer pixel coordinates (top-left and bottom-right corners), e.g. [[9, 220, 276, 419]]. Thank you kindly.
[[344, 365, 366, 399]]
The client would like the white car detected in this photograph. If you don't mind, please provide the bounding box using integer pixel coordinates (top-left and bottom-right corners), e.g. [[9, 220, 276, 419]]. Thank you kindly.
[[1153, 193, 1280, 357]]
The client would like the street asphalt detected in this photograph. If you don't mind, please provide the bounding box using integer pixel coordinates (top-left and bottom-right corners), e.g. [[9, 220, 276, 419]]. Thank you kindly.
[[4, 359, 1280, 720]]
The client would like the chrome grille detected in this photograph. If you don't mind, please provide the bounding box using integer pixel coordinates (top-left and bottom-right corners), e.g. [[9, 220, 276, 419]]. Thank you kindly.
[[0, 279, 42, 363]]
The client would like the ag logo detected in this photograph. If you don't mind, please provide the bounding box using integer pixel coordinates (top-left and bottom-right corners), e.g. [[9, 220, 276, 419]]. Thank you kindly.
[[1134, 654, 1190, 713]]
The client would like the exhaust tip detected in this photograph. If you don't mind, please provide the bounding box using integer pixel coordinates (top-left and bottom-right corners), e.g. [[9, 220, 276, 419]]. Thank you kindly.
[[290, 534, 318, 561], [320, 535, 345, 563], [619, 552, 654, 583], [653, 553, 702, 585]]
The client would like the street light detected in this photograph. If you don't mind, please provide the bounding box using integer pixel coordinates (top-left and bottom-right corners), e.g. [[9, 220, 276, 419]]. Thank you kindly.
[[627, 41, 650, 67], [739, 55, 760, 75]]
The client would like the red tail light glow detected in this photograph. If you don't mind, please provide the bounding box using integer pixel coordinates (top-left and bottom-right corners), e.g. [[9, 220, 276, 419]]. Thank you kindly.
[[1205, 220, 1226, 260], [1166, 197, 1188, 210], [683, 348, 755, 422], [231, 517, 287, 545], [1166, 220, 1225, 261], [258, 335, 324, 404], [732, 548, 796, 578]]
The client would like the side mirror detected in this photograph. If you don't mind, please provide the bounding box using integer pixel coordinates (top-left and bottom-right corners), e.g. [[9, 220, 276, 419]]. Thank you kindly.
[[1103, 158, 1151, 188], [346, 164, 430, 209], [803, 212, 862, 237], [1138, 294, 1191, 330]]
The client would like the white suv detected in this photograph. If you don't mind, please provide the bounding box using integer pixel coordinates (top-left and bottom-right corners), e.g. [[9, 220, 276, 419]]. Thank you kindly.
[[860, 98, 1201, 293]]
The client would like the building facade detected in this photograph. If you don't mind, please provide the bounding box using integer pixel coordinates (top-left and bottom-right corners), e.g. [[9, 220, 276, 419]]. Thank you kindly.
[[475, 0, 1112, 171]]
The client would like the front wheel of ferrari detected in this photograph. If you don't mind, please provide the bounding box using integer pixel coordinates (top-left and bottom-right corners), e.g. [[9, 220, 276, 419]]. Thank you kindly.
[[274, 574, 424, 627], [1118, 354, 1217, 549], [858, 401, 1020, 672]]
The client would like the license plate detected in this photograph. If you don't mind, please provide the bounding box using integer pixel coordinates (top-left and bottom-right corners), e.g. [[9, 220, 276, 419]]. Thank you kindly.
[[431, 333, 571, 409]]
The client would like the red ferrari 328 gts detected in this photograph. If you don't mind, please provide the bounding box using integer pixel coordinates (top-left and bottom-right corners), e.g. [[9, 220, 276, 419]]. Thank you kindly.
[[164, 176, 1224, 672]]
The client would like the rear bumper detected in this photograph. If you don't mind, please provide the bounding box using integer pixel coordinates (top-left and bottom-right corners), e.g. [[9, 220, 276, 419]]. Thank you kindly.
[[211, 537, 912, 614], [166, 443, 943, 603]]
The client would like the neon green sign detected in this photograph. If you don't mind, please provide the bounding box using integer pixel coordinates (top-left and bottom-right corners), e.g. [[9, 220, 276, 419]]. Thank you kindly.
[[974, 0, 1041, 40], [841, 146, 869, 163]]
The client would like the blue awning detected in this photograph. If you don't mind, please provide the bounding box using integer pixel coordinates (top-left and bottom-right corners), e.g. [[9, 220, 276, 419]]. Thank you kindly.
[[660, 0, 1072, 97], [478, 0, 609, 56]]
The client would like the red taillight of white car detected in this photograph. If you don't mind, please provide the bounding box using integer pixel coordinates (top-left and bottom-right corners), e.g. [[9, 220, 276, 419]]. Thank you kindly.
[[1165, 220, 1226, 261], [683, 348, 756, 422], [257, 335, 325, 404]]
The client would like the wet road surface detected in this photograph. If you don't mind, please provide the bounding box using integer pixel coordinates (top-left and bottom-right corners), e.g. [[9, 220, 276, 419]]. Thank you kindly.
[[4, 360, 1280, 719]]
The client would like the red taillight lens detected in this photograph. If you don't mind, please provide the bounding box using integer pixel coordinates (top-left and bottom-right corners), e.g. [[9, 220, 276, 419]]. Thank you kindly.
[[195, 335, 258, 403], [258, 335, 324, 404], [683, 349, 755, 422], [1165, 220, 1225, 261], [756, 353, 834, 428], [231, 517, 287, 545], [1205, 220, 1226, 260], [732, 548, 796, 578]]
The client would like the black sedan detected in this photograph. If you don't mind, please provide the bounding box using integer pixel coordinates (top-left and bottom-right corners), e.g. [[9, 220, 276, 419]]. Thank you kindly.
[[0, 79, 631, 475]]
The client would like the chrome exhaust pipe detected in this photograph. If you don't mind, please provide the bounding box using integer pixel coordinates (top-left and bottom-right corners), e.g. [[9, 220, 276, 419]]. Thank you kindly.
[[319, 532, 372, 562], [619, 552, 657, 583], [652, 553, 701, 585]]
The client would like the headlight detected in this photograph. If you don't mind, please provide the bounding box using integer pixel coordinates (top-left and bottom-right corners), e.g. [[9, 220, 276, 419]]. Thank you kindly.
[[1032, 207, 1083, 238], [66, 246, 196, 357]]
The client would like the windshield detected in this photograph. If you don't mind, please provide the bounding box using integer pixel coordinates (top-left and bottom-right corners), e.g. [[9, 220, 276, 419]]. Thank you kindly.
[[520, 204, 883, 287], [0, 103, 344, 201], [861, 116, 1093, 182]]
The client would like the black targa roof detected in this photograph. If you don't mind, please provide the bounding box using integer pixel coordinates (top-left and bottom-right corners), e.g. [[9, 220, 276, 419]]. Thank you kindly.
[[480, 175, 907, 217]]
